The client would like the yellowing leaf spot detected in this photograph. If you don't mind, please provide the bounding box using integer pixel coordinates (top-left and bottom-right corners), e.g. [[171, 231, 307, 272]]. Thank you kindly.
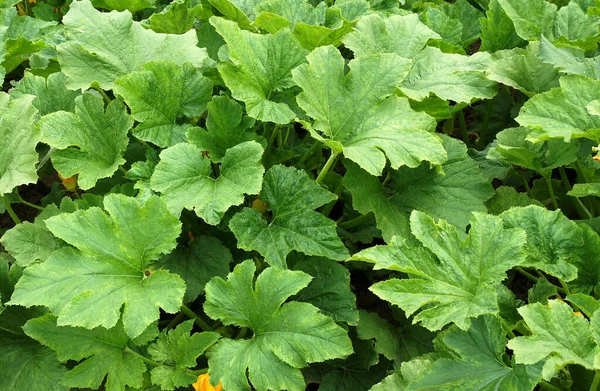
[[193, 373, 222, 391], [574, 311, 584, 318]]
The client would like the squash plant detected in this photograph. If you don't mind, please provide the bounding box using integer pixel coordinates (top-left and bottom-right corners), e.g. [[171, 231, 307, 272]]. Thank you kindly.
[[2, 0, 600, 390]]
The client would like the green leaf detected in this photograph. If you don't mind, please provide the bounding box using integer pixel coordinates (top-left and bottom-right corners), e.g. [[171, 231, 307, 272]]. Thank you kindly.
[[1, 213, 65, 267], [160, 235, 233, 303], [501, 206, 582, 281], [343, 13, 440, 59], [289, 7, 358, 51], [497, 0, 557, 41], [206, 0, 258, 30], [187, 95, 260, 163], [24, 315, 147, 391], [568, 183, 600, 198], [441, 0, 483, 47], [400, 47, 497, 103], [357, 310, 434, 363], [0, 327, 67, 391], [538, 36, 600, 79], [229, 165, 348, 268], [516, 75, 600, 142], [150, 141, 264, 224], [553, 2, 600, 50], [570, 225, 600, 295], [344, 136, 494, 241], [114, 61, 213, 148], [353, 211, 527, 331], [293, 45, 446, 176], [507, 300, 600, 380], [9, 72, 80, 115], [9, 194, 185, 338], [487, 46, 560, 97], [91, 0, 156, 12], [254, 0, 326, 32], [408, 316, 542, 391], [38, 91, 132, 190], [58, 0, 210, 90], [148, 320, 220, 390], [292, 258, 358, 325], [486, 186, 543, 215], [210, 16, 308, 124], [487, 127, 578, 177], [480, 0, 525, 52], [420, 8, 463, 48], [0, 93, 39, 196], [143, 0, 207, 34], [204, 260, 353, 391]]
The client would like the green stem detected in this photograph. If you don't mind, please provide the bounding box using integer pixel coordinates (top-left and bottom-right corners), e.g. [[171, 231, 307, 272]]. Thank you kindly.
[[72, 188, 82, 199], [180, 305, 211, 332], [501, 319, 516, 339], [124, 347, 160, 367], [590, 370, 600, 391], [3, 197, 21, 224], [574, 160, 600, 215], [321, 180, 344, 217], [188, 367, 209, 376], [339, 213, 373, 230], [559, 167, 593, 219], [164, 312, 186, 331], [37, 147, 56, 171], [236, 327, 249, 339], [560, 280, 571, 296], [92, 85, 112, 105], [476, 99, 493, 150], [276, 126, 284, 148], [515, 267, 539, 283], [297, 141, 321, 166], [18, 199, 44, 211], [545, 176, 559, 210], [458, 110, 471, 147], [515, 170, 534, 198], [118, 166, 128, 175], [315, 151, 339, 184]]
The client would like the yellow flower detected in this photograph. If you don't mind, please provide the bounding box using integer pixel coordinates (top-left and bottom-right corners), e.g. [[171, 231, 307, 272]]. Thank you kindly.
[[192, 374, 222, 391], [58, 173, 78, 192]]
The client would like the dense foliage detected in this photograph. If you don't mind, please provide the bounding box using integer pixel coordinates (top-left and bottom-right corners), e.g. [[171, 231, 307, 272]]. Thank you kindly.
[[2, 0, 600, 390]]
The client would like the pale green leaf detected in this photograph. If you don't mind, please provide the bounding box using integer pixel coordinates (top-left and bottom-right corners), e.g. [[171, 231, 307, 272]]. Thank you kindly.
[[441, 0, 483, 47], [538, 36, 600, 79], [58, 0, 210, 89], [553, 2, 600, 50], [9, 194, 185, 338], [204, 260, 353, 391], [254, 0, 326, 32], [293, 45, 446, 176], [143, 0, 207, 34], [148, 321, 220, 390], [0, 94, 39, 196], [114, 61, 213, 148], [408, 316, 542, 391], [354, 211, 526, 330], [229, 165, 349, 268], [342, 13, 439, 58], [187, 95, 260, 163], [420, 8, 463, 47], [344, 136, 494, 241], [24, 315, 147, 391], [9, 72, 80, 115], [570, 225, 600, 295], [38, 91, 132, 190], [569, 183, 600, 198], [150, 141, 264, 224], [92, 0, 156, 12], [501, 205, 582, 281], [400, 47, 497, 103], [210, 16, 308, 124], [487, 45, 560, 97], [516, 75, 600, 142], [497, 0, 557, 41], [507, 300, 600, 380]]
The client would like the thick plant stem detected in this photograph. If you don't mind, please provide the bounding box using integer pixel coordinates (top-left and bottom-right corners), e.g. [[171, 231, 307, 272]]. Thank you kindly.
[[188, 368, 209, 376], [545, 176, 559, 210], [540, 381, 563, 391], [339, 213, 373, 230], [164, 312, 186, 331], [476, 99, 493, 150], [92, 85, 112, 105], [515, 267, 538, 283], [19, 199, 44, 211], [316, 151, 339, 184], [591, 370, 600, 391], [3, 197, 21, 224], [298, 141, 321, 166], [180, 304, 211, 332], [559, 167, 593, 219], [458, 111, 470, 147]]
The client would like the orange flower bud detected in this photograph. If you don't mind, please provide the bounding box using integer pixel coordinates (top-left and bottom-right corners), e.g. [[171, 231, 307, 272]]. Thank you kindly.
[[58, 173, 78, 192], [574, 311, 584, 317], [252, 198, 267, 214], [193, 374, 222, 391]]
